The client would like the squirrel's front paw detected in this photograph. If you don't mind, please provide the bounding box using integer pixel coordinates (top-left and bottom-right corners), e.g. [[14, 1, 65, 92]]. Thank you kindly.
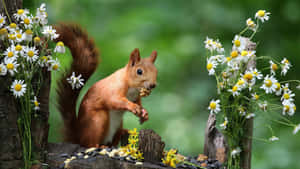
[[128, 103, 142, 117], [139, 108, 149, 124]]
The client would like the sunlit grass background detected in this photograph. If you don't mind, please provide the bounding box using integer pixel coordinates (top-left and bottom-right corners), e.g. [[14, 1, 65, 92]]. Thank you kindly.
[[24, 0, 300, 168]]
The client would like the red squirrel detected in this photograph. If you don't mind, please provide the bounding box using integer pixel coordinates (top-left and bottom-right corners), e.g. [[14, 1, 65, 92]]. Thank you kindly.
[[55, 24, 158, 148]]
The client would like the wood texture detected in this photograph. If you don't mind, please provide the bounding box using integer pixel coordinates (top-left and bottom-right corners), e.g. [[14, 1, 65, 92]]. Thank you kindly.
[[138, 129, 165, 163], [240, 38, 256, 169], [203, 113, 228, 164]]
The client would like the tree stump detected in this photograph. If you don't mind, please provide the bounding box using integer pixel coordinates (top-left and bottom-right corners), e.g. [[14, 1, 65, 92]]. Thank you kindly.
[[203, 113, 228, 164], [138, 129, 165, 163]]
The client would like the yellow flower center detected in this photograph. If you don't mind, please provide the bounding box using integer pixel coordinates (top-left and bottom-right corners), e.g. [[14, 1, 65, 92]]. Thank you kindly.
[[283, 93, 290, 100], [284, 59, 289, 64], [284, 105, 290, 112], [10, 23, 17, 29], [231, 50, 238, 58], [16, 33, 22, 39], [0, 28, 7, 35], [253, 71, 258, 76], [234, 40, 241, 47], [237, 79, 245, 86], [209, 102, 217, 110], [265, 79, 273, 87], [207, 63, 213, 70], [8, 34, 16, 40], [257, 10, 265, 17], [34, 37, 41, 43], [27, 51, 34, 57], [25, 29, 33, 35], [7, 51, 14, 57], [6, 63, 14, 70], [271, 64, 278, 70], [254, 94, 259, 100], [232, 86, 238, 92], [15, 45, 22, 51], [14, 84, 22, 91], [275, 82, 281, 90], [294, 106, 296, 111], [34, 100, 39, 107], [226, 57, 232, 62], [52, 64, 59, 70], [241, 50, 248, 56], [17, 9, 24, 15], [243, 73, 253, 81], [247, 20, 255, 27], [0, 18, 3, 23], [41, 56, 48, 62], [57, 41, 64, 46], [24, 18, 30, 25]]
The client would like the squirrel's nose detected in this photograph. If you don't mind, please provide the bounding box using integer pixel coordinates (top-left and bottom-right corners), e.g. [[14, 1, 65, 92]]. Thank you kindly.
[[149, 84, 156, 89]]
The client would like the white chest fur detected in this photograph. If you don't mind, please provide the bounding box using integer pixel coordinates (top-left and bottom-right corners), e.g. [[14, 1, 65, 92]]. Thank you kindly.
[[103, 88, 139, 144]]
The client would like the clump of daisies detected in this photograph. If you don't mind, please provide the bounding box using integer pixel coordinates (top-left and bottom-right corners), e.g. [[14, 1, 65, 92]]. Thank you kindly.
[[0, 3, 66, 169], [204, 9, 299, 168]]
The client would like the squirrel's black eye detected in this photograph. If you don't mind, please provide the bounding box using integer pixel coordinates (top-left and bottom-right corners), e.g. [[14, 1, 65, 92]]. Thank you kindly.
[[137, 69, 143, 75]]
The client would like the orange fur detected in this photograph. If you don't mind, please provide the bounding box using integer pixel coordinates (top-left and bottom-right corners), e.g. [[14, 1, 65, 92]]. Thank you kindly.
[[56, 24, 158, 147]]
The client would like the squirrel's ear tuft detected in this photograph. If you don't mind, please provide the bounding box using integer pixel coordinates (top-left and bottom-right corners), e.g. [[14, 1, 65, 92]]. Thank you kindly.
[[129, 48, 141, 66], [149, 50, 157, 63]]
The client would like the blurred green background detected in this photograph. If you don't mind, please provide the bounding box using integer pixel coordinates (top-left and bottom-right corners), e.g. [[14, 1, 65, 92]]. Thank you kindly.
[[25, 0, 300, 168]]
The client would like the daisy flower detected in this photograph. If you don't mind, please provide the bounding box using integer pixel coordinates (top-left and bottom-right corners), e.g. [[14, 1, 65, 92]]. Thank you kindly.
[[228, 85, 240, 97], [6, 22, 18, 32], [0, 14, 6, 28], [32, 96, 40, 111], [255, 10, 271, 23], [204, 37, 214, 52], [282, 101, 296, 116], [48, 58, 60, 71], [206, 59, 217, 76], [34, 36, 41, 45], [7, 33, 16, 43], [15, 29, 24, 43], [231, 147, 241, 158], [293, 124, 300, 135], [209, 55, 225, 63], [269, 136, 279, 142], [246, 18, 256, 31], [242, 71, 255, 84], [21, 15, 33, 29], [236, 78, 247, 89], [67, 72, 85, 89], [5, 59, 19, 76], [0, 63, 7, 76], [23, 29, 33, 41], [220, 117, 228, 130], [24, 46, 39, 62], [212, 40, 225, 53], [13, 9, 29, 20], [54, 41, 66, 53], [208, 99, 221, 114], [230, 50, 239, 59], [251, 93, 259, 100], [250, 68, 263, 80], [232, 35, 247, 52], [4, 45, 18, 62], [10, 79, 27, 98], [281, 89, 295, 103], [240, 50, 251, 62], [14, 44, 24, 54], [260, 75, 278, 94], [36, 3, 48, 25], [42, 26, 59, 40], [269, 60, 278, 75], [281, 58, 291, 76], [38, 55, 52, 67], [274, 82, 282, 96], [282, 83, 290, 92], [259, 101, 268, 112]]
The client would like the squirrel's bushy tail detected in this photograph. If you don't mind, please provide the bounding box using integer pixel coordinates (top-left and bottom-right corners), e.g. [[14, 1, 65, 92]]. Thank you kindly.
[[55, 23, 100, 143]]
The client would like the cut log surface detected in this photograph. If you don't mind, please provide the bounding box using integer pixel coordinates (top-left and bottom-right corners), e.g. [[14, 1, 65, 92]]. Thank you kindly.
[[47, 143, 168, 169]]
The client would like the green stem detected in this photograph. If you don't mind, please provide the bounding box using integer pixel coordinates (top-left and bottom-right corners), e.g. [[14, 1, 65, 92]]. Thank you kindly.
[[1, 0, 12, 23]]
